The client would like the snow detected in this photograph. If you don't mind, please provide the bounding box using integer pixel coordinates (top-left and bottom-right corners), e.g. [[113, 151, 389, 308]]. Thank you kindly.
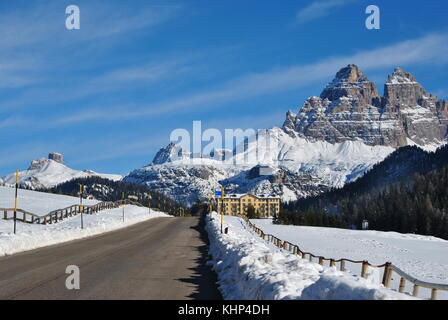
[[127, 127, 396, 205], [0, 187, 170, 256], [206, 212, 415, 300], [0, 186, 98, 213], [251, 218, 448, 300], [2, 158, 123, 190]]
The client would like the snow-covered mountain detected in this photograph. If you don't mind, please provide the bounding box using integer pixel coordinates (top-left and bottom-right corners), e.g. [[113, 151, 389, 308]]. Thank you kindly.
[[124, 65, 447, 205], [1, 153, 123, 190]]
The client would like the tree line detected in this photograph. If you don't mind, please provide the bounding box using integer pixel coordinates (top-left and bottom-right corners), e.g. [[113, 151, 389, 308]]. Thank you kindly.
[[38, 176, 190, 216]]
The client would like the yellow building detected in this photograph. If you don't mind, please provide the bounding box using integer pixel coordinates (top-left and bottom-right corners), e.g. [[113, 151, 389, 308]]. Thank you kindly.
[[217, 193, 281, 217]]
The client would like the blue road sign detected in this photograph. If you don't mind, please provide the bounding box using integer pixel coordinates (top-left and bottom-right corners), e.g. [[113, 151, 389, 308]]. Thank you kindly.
[[215, 191, 222, 197]]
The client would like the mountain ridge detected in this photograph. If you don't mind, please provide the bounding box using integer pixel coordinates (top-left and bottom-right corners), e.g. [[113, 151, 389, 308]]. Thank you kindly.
[[123, 65, 447, 205]]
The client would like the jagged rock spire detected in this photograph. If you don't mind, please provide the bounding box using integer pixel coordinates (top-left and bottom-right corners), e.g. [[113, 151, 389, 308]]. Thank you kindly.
[[320, 64, 379, 106]]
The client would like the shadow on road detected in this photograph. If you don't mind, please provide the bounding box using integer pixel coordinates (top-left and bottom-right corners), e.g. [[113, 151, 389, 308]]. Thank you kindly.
[[176, 214, 222, 300]]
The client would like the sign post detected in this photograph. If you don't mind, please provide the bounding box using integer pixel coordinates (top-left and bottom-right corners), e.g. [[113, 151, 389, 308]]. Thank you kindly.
[[13, 170, 18, 234], [220, 187, 225, 234], [208, 193, 213, 213], [79, 184, 84, 229]]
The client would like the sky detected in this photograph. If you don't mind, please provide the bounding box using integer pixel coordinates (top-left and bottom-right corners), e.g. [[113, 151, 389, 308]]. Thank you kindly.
[[0, 0, 447, 176]]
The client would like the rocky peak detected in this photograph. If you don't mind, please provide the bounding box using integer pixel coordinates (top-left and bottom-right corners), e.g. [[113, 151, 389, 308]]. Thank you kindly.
[[48, 152, 64, 164], [384, 67, 436, 107], [152, 142, 191, 165], [320, 64, 379, 106], [284, 65, 448, 148], [283, 110, 297, 134], [29, 158, 51, 171]]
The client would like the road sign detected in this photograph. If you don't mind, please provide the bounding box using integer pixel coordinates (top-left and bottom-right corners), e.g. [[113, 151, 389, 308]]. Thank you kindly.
[[215, 190, 222, 197]]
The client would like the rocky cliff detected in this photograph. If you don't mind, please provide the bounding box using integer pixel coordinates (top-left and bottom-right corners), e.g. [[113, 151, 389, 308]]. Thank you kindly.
[[283, 65, 447, 149]]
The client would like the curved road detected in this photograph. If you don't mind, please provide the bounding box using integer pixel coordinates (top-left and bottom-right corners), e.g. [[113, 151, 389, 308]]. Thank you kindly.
[[0, 215, 222, 300]]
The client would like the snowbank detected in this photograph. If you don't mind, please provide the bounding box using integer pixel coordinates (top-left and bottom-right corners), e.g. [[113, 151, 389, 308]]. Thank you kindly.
[[0, 205, 170, 257], [251, 218, 448, 300], [206, 212, 415, 300]]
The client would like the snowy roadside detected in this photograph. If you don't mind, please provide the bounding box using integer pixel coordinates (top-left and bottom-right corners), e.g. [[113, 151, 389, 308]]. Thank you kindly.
[[251, 218, 448, 300], [0, 206, 171, 257], [205, 212, 415, 300]]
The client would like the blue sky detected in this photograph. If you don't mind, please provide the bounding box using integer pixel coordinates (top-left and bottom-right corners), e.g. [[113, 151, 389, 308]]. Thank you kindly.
[[0, 0, 447, 176]]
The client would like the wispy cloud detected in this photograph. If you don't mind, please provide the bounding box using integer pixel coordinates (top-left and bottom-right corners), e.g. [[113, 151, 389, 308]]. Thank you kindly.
[[296, 0, 356, 25], [0, 1, 182, 90], [53, 32, 448, 124]]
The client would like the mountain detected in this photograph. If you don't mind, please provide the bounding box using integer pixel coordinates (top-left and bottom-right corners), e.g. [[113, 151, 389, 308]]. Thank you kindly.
[[124, 65, 447, 206], [1, 153, 123, 190], [284, 65, 447, 148]]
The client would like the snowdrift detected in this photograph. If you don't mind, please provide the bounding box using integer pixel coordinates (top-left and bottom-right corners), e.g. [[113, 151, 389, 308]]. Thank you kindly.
[[206, 212, 414, 300]]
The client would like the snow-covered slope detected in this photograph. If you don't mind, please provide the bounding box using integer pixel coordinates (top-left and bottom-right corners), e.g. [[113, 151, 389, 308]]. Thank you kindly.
[[206, 212, 414, 300], [124, 65, 447, 205], [2, 155, 122, 190], [251, 218, 448, 300], [125, 127, 395, 205], [0, 185, 98, 213]]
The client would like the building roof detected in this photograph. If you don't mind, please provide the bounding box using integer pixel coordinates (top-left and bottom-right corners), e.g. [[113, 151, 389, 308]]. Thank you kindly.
[[222, 193, 280, 200]]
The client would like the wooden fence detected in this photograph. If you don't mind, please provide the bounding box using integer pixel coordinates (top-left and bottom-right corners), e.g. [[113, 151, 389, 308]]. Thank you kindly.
[[1, 199, 145, 225], [238, 215, 448, 300]]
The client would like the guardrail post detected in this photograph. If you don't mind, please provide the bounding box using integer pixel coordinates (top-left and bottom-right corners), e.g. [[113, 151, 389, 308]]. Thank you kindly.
[[399, 277, 406, 293], [361, 261, 369, 279], [340, 260, 346, 272], [330, 259, 336, 267], [412, 284, 420, 298], [318, 257, 324, 266], [382, 263, 393, 288], [431, 288, 438, 300]]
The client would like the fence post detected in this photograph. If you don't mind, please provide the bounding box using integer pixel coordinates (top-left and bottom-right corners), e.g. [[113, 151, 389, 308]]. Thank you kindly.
[[340, 260, 346, 272], [412, 285, 420, 298], [361, 261, 369, 279], [431, 289, 438, 300], [382, 263, 393, 288], [399, 277, 406, 293], [318, 257, 324, 266], [330, 259, 336, 267]]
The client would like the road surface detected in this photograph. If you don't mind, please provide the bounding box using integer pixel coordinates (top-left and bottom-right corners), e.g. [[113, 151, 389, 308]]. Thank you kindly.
[[0, 215, 222, 300]]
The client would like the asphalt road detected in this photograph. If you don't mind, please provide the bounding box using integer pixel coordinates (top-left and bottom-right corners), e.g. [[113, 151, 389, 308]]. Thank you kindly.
[[0, 215, 222, 300]]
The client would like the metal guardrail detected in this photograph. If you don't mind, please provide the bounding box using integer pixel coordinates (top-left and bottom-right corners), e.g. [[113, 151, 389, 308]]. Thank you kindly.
[[1, 199, 145, 225], [237, 214, 447, 300]]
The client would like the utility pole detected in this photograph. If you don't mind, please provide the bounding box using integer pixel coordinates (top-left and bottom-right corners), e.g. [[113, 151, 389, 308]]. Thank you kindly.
[[13, 169, 18, 234], [79, 184, 84, 229]]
